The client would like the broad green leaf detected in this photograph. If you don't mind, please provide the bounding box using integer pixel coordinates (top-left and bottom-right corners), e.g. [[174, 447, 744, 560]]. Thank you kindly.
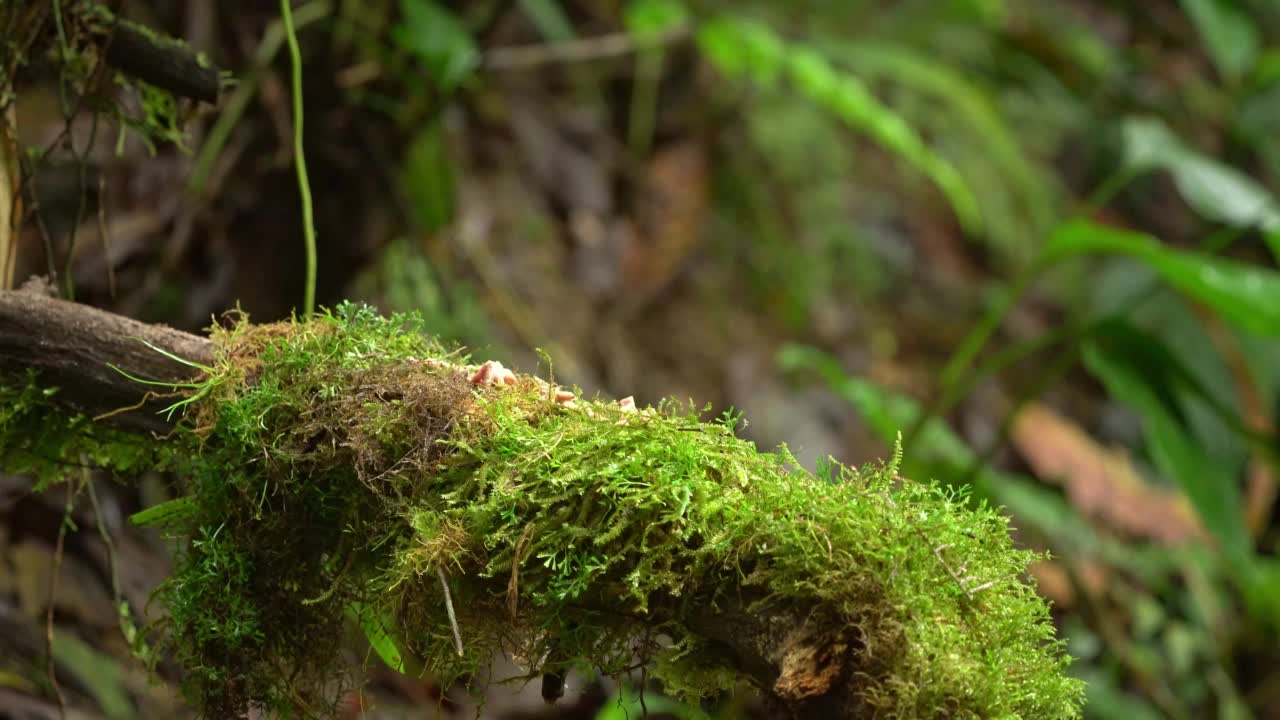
[[1123, 117, 1280, 258], [1123, 292, 1247, 465], [393, 0, 478, 91], [347, 601, 407, 673], [1083, 326, 1250, 566], [1178, 0, 1259, 80], [1048, 220, 1280, 336]]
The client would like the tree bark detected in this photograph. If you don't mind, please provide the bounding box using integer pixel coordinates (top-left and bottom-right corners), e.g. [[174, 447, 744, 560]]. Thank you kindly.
[[0, 288, 212, 433]]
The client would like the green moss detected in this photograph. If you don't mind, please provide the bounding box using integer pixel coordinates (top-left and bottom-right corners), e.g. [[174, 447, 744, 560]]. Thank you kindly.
[[0, 371, 178, 488], [1, 303, 1085, 718]]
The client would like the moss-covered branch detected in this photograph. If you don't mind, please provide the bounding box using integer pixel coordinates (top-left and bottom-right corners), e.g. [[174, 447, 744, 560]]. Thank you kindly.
[[0, 291, 1084, 719], [2, 2, 222, 105]]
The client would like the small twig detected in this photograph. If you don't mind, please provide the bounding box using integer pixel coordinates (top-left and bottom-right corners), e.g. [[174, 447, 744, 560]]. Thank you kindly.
[[967, 579, 999, 595], [301, 545, 355, 606], [483, 27, 687, 71], [86, 477, 133, 643], [46, 478, 80, 720], [437, 564, 464, 657], [638, 627, 653, 719], [931, 544, 973, 600], [508, 522, 536, 619], [99, 12, 221, 103]]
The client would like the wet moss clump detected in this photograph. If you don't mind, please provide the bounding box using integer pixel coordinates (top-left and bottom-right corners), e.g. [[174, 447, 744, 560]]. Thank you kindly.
[[3, 302, 1085, 718]]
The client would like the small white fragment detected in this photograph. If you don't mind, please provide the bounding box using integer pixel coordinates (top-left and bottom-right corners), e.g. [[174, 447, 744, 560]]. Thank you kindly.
[[618, 396, 637, 413], [469, 360, 516, 387]]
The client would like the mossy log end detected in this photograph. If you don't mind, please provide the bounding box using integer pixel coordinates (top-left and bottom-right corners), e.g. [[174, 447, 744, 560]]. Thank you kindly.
[[0, 291, 1085, 719]]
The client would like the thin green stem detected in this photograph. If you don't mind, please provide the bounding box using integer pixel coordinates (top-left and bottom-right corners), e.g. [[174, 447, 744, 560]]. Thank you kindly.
[[280, 0, 317, 320], [190, 1, 329, 196], [628, 47, 663, 160], [901, 258, 1045, 450]]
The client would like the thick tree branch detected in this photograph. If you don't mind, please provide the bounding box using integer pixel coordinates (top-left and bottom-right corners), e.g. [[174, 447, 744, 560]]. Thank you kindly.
[[0, 288, 211, 433], [0, 290, 845, 708]]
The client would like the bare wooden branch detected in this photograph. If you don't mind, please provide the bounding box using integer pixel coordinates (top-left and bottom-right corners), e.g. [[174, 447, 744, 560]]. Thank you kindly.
[[0, 288, 212, 433]]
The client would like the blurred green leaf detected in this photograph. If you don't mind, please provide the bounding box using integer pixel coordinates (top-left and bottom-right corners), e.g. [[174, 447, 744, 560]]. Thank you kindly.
[[697, 16, 785, 86], [347, 601, 406, 673], [839, 42, 1058, 264], [594, 685, 709, 720], [624, 0, 689, 38], [518, 0, 575, 42], [1082, 323, 1249, 564], [1122, 117, 1280, 259], [1178, 0, 1259, 80], [1254, 48, 1280, 86], [393, 0, 478, 91], [1077, 668, 1166, 720], [52, 631, 133, 720], [698, 18, 981, 233], [1122, 292, 1249, 466], [1048, 220, 1280, 336], [776, 343, 1019, 504], [694, 17, 749, 77], [402, 120, 455, 231]]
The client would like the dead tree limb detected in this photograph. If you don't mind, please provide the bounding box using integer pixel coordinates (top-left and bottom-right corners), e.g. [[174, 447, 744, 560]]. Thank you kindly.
[[0, 288, 212, 433]]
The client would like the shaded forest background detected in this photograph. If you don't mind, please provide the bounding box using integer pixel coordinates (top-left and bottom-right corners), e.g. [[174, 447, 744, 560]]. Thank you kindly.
[[3, 0, 1280, 718]]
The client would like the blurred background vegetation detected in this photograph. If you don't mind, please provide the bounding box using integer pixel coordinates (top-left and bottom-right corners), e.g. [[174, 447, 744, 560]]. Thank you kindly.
[[3, 0, 1280, 718]]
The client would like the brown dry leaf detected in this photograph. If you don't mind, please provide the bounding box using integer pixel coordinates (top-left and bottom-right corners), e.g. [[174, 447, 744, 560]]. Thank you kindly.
[[1028, 559, 1109, 609], [623, 139, 709, 301], [1011, 403, 1205, 544]]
